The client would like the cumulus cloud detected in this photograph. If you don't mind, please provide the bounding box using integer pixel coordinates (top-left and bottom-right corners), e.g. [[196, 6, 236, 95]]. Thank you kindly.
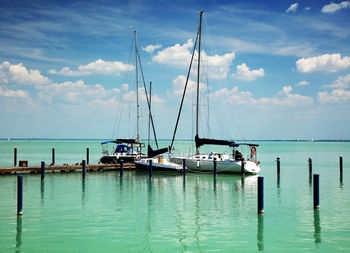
[[152, 39, 193, 67], [233, 63, 264, 81], [323, 73, 350, 89], [0, 86, 29, 98], [296, 53, 350, 73], [296, 80, 310, 86], [48, 59, 135, 76], [318, 89, 350, 103], [171, 75, 207, 96], [0, 61, 50, 85], [286, 3, 299, 13], [122, 88, 164, 103], [37, 80, 109, 104], [152, 39, 235, 79], [321, 1, 350, 13], [211, 85, 313, 107], [142, 44, 162, 53]]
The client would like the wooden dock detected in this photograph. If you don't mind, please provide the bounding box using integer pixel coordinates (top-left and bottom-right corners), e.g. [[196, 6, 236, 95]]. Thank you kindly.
[[0, 163, 135, 175]]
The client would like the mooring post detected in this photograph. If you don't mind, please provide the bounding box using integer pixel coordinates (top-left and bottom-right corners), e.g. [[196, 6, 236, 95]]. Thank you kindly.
[[309, 157, 312, 176], [241, 158, 245, 175], [14, 147, 17, 167], [52, 148, 55, 165], [82, 159, 86, 179], [258, 176, 264, 214], [183, 159, 186, 176], [86, 148, 90, 165], [149, 160, 152, 178], [340, 156, 343, 177], [41, 161, 45, 181], [214, 158, 217, 176], [120, 160, 124, 177], [277, 157, 280, 177], [17, 175, 23, 215], [313, 174, 320, 209]]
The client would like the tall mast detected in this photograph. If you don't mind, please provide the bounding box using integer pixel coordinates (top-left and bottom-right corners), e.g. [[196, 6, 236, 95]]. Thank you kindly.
[[148, 82, 152, 148], [135, 30, 140, 142], [196, 10, 203, 155]]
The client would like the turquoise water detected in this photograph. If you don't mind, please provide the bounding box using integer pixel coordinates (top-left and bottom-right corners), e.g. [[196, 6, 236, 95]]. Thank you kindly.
[[0, 140, 350, 252]]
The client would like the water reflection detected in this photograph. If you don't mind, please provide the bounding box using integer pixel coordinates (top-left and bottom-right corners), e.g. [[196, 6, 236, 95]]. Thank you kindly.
[[16, 216, 22, 252], [194, 179, 201, 252], [340, 174, 343, 189], [257, 214, 264, 251], [82, 180, 86, 207], [145, 179, 152, 252], [40, 181, 45, 206], [213, 177, 217, 193], [314, 209, 321, 246]]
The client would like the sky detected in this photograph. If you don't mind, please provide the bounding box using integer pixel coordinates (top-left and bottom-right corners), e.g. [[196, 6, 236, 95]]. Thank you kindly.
[[0, 0, 350, 140]]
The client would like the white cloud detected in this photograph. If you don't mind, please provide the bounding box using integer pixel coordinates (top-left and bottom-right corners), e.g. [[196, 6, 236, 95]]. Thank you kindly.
[[48, 59, 135, 76], [305, 7, 311, 11], [296, 80, 310, 86], [142, 44, 162, 53], [233, 63, 264, 81], [152, 39, 235, 79], [296, 53, 350, 73], [121, 83, 129, 91], [122, 88, 164, 103], [37, 80, 109, 104], [318, 89, 350, 103], [0, 61, 50, 85], [0, 86, 29, 98], [171, 75, 207, 96], [286, 3, 299, 13], [321, 1, 350, 13], [211, 85, 313, 107], [323, 73, 350, 89], [152, 39, 193, 67]]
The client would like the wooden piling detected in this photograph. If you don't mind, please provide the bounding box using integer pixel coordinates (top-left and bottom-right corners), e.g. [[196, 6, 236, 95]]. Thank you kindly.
[[149, 160, 152, 178], [277, 157, 280, 177], [340, 156, 343, 177], [86, 148, 90, 165], [183, 159, 186, 176], [41, 161, 45, 181], [258, 176, 264, 214], [309, 157, 312, 176], [313, 174, 320, 209], [120, 160, 124, 177], [17, 175, 23, 215], [52, 148, 55, 165], [14, 148, 17, 167], [82, 160, 86, 179], [214, 158, 217, 176], [241, 159, 245, 175]]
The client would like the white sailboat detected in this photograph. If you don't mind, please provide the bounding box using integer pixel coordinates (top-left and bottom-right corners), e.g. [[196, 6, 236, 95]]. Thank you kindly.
[[135, 82, 183, 172], [168, 10, 261, 174], [100, 30, 147, 164]]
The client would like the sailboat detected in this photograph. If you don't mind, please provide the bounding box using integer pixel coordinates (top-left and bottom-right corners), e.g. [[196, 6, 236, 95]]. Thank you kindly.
[[100, 30, 147, 164], [168, 10, 261, 174], [135, 82, 183, 172]]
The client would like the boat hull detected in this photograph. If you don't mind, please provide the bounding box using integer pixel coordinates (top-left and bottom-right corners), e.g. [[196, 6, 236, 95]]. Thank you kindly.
[[169, 157, 260, 174], [135, 161, 182, 172]]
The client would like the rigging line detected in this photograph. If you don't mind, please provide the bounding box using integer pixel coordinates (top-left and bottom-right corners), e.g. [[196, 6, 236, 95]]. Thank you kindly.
[[169, 32, 199, 152], [137, 52, 160, 149]]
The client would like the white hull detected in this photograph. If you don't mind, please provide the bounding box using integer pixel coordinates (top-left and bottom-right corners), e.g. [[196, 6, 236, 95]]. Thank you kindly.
[[169, 156, 260, 174], [135, 157, 183, 172]]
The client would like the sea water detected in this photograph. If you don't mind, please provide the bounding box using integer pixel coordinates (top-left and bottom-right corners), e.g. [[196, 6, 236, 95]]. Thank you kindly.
[[0, 140, 350, 252]]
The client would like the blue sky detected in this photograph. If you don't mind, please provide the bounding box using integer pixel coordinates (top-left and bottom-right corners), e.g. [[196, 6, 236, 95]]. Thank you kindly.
[[1, 0, 350, 140]]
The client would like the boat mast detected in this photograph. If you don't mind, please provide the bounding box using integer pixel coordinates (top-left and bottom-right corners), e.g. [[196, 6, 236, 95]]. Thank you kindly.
[[148, 82, 152, 148], [195, 10, 203, 155], [135, 30, 140, 143]]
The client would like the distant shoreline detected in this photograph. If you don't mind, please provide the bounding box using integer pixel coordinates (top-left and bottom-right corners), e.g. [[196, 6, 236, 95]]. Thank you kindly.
[[1, 138, 350, 142]]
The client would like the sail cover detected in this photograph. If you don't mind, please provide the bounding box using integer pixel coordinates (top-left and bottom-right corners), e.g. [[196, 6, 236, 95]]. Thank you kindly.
[[148, 145, 168, 158], [195, 135, 236, 148]]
